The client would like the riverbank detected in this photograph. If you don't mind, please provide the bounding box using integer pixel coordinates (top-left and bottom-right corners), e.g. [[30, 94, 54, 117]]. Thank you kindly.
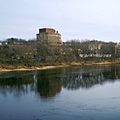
[[0, 61, 119, 73], [0, 64, 71, 72]]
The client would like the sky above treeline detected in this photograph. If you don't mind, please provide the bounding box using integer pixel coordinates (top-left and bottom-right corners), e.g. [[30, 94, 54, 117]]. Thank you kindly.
[[0, 0, 120, 42]]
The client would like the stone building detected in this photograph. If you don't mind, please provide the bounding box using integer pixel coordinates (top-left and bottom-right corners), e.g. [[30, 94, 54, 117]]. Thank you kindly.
[[36, 28, 62, 46]]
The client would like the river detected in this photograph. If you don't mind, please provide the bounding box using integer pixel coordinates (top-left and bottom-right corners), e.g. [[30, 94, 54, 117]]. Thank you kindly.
[[0, 65, 120, 120]]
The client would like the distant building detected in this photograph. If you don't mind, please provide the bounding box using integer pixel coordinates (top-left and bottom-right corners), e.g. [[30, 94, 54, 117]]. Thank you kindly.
[[88, 42, 102, 51], [115, 43, 120, 57], [36, 28, 62, 46]]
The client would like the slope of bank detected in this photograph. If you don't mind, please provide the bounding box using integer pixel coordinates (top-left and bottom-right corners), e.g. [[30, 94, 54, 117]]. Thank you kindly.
[[0, 61, 119, 73]]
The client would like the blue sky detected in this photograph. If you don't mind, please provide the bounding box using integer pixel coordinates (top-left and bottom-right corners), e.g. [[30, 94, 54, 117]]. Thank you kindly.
[[0, 0, 120, 42]]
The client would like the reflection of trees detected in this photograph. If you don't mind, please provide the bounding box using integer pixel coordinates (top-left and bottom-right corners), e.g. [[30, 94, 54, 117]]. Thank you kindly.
[[61, 72, 104, 89], [0, 65, 119, 98], [0, 75, 33, 97], [36, 70, 62, 98], [103, 66, 120, 79], [0, 70, 62, 99], [61, 66, 120, 90]]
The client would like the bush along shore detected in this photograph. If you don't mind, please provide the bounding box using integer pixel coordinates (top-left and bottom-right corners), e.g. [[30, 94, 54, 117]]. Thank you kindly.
[[0, 38, 120, 72]]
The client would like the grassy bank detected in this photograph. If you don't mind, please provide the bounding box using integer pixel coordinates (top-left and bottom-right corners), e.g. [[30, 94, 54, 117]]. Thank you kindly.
[[0, 60, 119, 73]]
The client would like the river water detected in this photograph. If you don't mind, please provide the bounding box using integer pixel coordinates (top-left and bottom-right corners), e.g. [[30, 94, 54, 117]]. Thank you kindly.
[[0, 65, 120, 120]]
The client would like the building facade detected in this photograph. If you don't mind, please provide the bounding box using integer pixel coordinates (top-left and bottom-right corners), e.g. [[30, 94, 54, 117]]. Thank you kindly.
[[36, 28, 62, 46]]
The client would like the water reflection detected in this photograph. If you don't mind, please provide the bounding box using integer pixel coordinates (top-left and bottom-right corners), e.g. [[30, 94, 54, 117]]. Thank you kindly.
[[0, 65, 120, 98], [0, 75, 33, 97], [36, 70, 61, 98], [61, 66, 120, 89]]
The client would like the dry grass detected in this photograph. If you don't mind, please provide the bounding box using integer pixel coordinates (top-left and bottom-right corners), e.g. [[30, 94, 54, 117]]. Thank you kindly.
[[0, 61, 119, 73]]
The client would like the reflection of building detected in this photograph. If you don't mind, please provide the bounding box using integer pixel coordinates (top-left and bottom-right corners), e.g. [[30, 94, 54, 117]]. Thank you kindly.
[[36, 70, 62, 98], [36, 28, 62, 46], [37, 78, 61, 98]]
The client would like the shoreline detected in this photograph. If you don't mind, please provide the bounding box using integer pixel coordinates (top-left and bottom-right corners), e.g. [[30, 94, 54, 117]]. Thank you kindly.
[[0, 64, 70, 73], [0, 61, 119, 73]]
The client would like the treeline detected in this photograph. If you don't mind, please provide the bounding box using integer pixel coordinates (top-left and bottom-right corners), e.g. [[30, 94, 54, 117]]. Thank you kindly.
[[0, 38, 119, 68]]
